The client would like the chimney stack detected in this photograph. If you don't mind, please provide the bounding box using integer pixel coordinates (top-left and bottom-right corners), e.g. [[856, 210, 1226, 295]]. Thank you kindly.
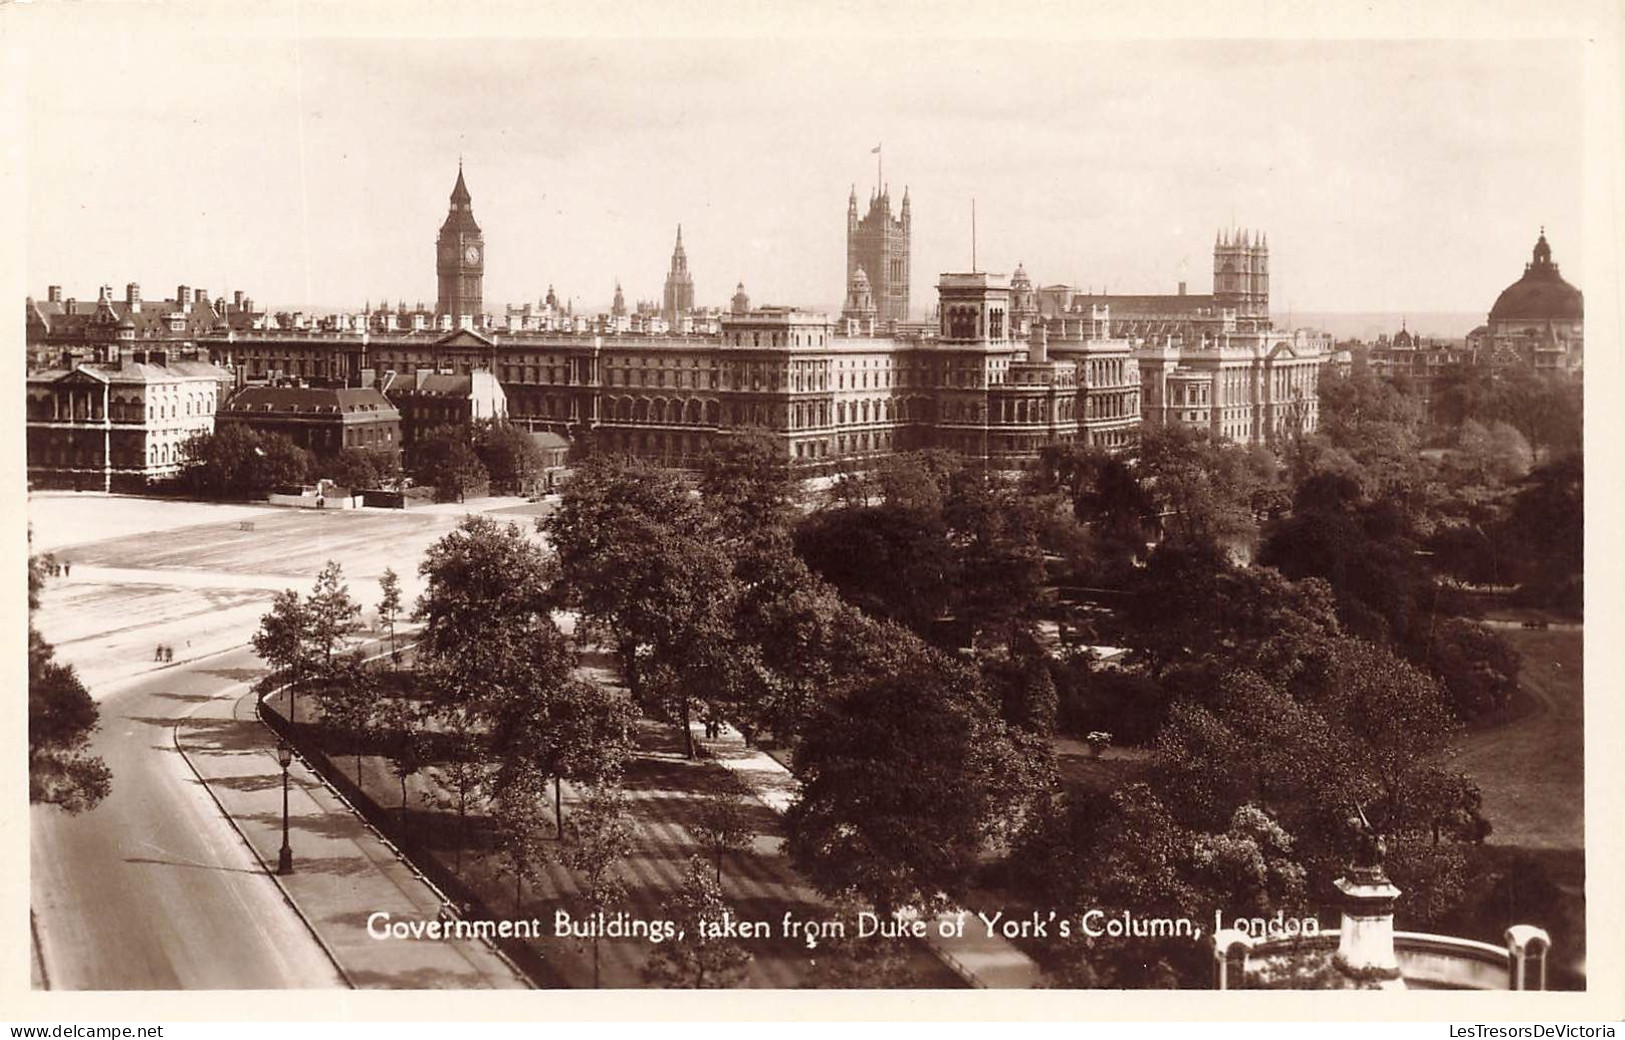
[[127, 282, 142, 312], [233, 290, 244, 310], [1178, 281, 1187, 296], [47, 285, 63, 304], [177, 285, 190, 309], [195, 288, 208, 306]]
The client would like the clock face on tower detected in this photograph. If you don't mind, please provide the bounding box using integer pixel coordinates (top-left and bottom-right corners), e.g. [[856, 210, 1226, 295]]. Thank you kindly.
[[464, 244, 481, 265]]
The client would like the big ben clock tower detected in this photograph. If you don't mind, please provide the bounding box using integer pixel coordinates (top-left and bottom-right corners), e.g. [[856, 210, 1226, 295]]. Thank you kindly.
[[436, 162, 484, 321]]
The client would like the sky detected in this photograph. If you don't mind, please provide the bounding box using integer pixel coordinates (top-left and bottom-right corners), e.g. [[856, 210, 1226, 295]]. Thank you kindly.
[[20, 20, 1586, 321]]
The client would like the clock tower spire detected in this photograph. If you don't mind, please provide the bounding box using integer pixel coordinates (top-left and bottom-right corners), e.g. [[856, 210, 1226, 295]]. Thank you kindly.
[[436, 161, 484, 322]]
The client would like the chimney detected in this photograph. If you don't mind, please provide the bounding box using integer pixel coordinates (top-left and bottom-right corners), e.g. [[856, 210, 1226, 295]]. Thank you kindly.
[[195, 288, 208, 306], [233, 290, 244, 310], [98, 284, 111, 303], [1178, 281, 1187, 296], [126, 282, 142, 312], [47, 285, 63, 304], [1028, 321, 1049, 364], [177, 285, 190, 309]]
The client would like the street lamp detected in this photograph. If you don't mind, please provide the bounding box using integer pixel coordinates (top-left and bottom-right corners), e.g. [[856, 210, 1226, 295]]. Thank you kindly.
[[276, 739, 294, 876]]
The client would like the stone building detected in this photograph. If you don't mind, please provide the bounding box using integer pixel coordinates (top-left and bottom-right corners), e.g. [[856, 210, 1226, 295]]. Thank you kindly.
[[26, 352, 232, 492], [661, 226, 695, 327], [1038, 227, 1272, 337], [846, 183, 911, 323], [384, 368, 508, 446], [25, 281, 231, 370], [218, 386, 401, 459], [1465, 229, 1582, 375], [435, 164, 484, 323]]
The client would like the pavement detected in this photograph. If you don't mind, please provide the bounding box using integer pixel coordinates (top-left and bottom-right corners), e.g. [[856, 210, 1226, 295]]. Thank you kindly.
[[26, 492, 543, 990], [697, 722, 1049, 988], [175, 684, 529, 989]]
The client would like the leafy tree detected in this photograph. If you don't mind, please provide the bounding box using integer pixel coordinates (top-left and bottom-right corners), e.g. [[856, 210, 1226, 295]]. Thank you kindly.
[[323, 446, 398, 491], [377, 567, 403, 656], [642, 856, 754, 988], [314, 649, 380, 784], [691, 779, 757, 885], [1135, 425, 1261, 547], [1120, 538, 1342, 692], [374, 695, 426, 816], [563, 783, 635, 989], [785, 627, 1051, 915], [942, 469, 1050, 650], [28, 549, 111, 812], [980, 635, 1059, 735], [698, 428, 797, 542], [545, 455, 742, 756], [305, 560, 362, 678], [474, 421, 548, 496], [253, 588, 313, 724], [488, 764, 553, 914], [180, 426, 311, 498], [803, 894, 921, 988], [410, 425, 489, 503], [1452, 420, 1534, 487], [415, 515, 560, 706], [794, 500, 956, 637], [1501, 453, 1582, 611], [424, 711, 490, 873]]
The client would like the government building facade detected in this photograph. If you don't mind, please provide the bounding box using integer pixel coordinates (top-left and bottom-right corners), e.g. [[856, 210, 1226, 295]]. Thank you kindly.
[[25, 168, 1330, 490]]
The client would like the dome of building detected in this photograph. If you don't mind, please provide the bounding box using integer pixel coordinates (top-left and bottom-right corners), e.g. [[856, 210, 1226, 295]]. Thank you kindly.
[[1489, 231, 1582, 322], [1011, 262, 1031, 289], [851, 266, 871, 291]]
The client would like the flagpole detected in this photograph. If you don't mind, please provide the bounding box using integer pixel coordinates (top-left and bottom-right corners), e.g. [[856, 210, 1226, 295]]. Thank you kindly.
[[877, 144, 883, 195], [971, 198, 977, 272]]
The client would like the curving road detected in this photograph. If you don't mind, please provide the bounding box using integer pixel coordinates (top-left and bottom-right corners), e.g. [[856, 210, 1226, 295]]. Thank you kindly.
[[30, 647, 346, 989]]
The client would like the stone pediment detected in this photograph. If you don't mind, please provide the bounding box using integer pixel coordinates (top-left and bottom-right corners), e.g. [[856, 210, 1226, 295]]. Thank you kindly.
[[52, 366, 112, 385], [433, 328, 496, 349]]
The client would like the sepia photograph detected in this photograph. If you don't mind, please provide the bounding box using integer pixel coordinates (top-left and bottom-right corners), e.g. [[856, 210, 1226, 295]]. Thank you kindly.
[[8, 0, 1618, 1019]]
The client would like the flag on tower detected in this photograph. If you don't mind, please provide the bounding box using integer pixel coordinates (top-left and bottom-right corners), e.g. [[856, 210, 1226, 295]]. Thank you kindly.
[[871, 144, 881, 154]]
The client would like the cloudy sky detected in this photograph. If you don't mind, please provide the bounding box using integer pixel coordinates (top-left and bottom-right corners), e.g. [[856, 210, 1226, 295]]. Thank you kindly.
[[20, 11, 1586, 320]]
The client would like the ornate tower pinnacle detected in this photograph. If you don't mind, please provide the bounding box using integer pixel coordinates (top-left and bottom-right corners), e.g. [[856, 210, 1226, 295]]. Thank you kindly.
[[436, 162, 484, 321]]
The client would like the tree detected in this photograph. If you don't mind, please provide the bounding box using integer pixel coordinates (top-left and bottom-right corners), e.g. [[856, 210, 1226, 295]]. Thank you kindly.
[[315, 650, 380, 784], [785, 627, 1051, 915], [474, 421, 548, 496], [253, 589, 313, 725], [1134, 425, 1261, 547], [415, 515, 560, 706], [698, 428, 796, 543], [377, 567, 403, 656], [305, 560, 362, 679], [563, 783, 635, 989], [691, 779, 756, 885], [488, 765, 553, 914], [323, 447, 396, 491], [544, 455, 742, 757], [424, 711, 490, 873], [642, 856, 754, 988], [410, 426, 489, 503], [29, 548, 111, 812], [375, 695, 426, 817], [803, 895, 921, 988], [1501, 453, 1582, 610], [180, 426, 311, 498]]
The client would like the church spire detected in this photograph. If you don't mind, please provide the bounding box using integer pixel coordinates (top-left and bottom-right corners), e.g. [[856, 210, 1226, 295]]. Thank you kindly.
[[451, 162, 471, 205]]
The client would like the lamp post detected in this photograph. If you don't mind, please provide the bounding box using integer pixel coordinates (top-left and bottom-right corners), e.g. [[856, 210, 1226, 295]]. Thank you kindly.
[[276, 739, 294, 875]]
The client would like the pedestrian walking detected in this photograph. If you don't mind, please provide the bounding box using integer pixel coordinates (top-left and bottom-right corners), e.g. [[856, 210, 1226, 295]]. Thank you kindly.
[[165, 645, 174, 663], [155, 644, 163, 662], [63, 562, 71, 578]]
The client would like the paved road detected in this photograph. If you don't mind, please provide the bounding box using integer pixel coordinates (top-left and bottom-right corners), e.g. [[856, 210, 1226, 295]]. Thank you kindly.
[[30, 646, 346, 990]]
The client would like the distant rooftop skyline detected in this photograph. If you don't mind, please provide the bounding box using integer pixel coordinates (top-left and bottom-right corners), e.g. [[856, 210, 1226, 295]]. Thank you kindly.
[[21, 19, 1584, 319]]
